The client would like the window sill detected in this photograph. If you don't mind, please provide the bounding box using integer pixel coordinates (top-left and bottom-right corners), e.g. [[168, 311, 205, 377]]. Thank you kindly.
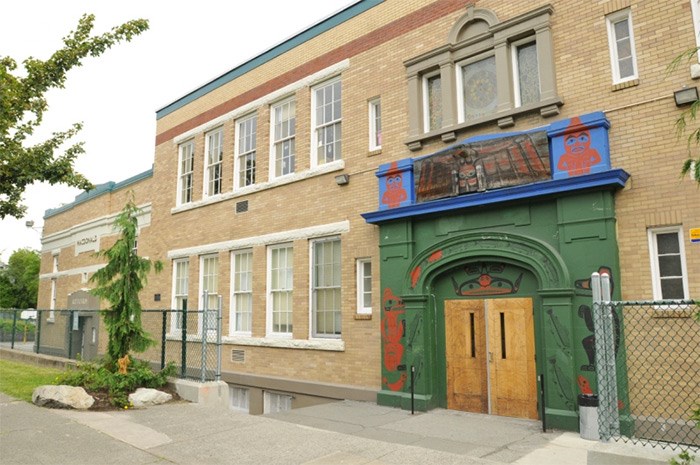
[[404, 97, 563, 151], [368, 148, 382, 157], [611, 78, 639, 92], [222, 335, 345, 351], [172, 160, 344, 214], [354, 313, 372, 320]]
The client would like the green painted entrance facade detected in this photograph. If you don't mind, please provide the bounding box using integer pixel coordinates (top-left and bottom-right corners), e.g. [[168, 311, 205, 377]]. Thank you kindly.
[[374, 190, 621, 430]]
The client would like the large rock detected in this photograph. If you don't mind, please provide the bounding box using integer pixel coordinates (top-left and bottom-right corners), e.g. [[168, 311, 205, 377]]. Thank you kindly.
[[32, 385, 94, 410], [128, 388, 172, 407]]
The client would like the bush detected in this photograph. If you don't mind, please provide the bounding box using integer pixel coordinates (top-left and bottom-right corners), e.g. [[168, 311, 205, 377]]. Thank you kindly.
[[0, 318, 35, 333], [56, 358, 175, 408]]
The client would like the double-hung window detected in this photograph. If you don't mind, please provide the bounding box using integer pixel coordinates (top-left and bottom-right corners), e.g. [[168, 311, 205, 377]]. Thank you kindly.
[[356, 258, 372, 315], [271, 99, 296, 178], [235, 115, 257, 189], [172, 259, 189, 333], [648, 228, 689, 301], [606, 9, 638, 84], [369, 98, 382, 151], [177, 140, 194, 205], [49, 278, 57, 322], [200, 254, 219, 335], [312, 78, 342, 166], [311, 238, 341, 338], [268, 244, 293, 336], [204, 128, 223, 197], [231, 250, 253, 335]]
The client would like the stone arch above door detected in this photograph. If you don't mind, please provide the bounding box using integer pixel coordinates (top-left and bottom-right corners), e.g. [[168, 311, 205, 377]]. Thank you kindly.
[[405, 231, 571, 295]]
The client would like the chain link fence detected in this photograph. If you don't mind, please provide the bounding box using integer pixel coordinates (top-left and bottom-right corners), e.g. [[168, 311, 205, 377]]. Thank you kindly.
[[592, 274, 699, 451], [0, 305, 222, 383]]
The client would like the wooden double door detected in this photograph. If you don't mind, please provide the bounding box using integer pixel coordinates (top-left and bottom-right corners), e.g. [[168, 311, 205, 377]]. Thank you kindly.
[[445, 298, 538, 419]]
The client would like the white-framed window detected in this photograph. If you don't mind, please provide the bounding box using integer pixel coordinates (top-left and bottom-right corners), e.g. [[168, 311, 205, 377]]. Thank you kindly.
[[606, 8, 638, 84], [311, 78, 342, 167], [512, 38, 540, 108], [229, 386, 250, 413], [267, 244, 293, 337], [648, 227, 690, 301], [177, 140, 195, 205], [271, 98, 296, 178], [199, 254, 219, 334], [48, 278, 56, 322], [204, 128, 224, 197], [692, 0, 700, 62], [369, 98, 382, 151], [171, 259, 189, 334], [422, 71, 442, 132], [311, 237, 341, 338], [356, 258, 372, 315], [457, 53, 498, 123], [263, 391, 292, 414], [52, 254, 59, 273], [235, 114, 257, 190], [231, 250, 253, 336]]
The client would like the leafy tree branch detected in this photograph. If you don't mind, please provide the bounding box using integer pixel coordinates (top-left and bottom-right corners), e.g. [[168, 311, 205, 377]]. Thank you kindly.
[[0, 14, 149, 218], [667, 46, 700, 184]]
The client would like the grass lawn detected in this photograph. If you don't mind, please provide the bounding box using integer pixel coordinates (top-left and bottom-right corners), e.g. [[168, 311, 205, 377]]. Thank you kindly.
[[0, 359, 62, 402]]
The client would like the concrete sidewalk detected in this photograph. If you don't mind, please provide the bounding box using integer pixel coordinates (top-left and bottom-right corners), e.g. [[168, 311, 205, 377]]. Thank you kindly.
[[0, 392, 678, 465]]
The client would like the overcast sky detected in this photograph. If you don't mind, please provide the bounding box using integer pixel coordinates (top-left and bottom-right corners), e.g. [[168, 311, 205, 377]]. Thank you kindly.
[[0, 0, 353, 263]]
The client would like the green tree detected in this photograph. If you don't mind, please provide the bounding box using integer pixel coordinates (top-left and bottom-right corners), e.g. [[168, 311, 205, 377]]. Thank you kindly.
[[668, 48, 700, 184], [90, 198, 161, 365], [0, 249, 40, 309], [0, 14, 149, 219]]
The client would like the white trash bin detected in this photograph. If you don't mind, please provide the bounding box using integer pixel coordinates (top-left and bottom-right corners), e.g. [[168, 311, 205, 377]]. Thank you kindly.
[[578, 394, 599, 440]]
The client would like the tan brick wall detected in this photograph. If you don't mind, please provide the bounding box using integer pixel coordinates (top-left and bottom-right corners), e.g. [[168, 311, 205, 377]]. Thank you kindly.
[[38, 0, 699, 395]]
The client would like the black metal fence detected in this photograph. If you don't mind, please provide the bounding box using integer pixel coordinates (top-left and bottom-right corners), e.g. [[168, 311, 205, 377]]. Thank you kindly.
[[0, 308, 222, 382], [595, 298, 699, 451]]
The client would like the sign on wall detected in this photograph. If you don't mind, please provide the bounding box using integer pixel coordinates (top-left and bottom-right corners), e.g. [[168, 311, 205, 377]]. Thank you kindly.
[[690, 228, 700, 243], [75, 235, 100, 255]]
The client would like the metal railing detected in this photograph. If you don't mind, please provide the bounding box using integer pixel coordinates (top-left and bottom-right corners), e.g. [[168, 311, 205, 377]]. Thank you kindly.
[[0, 303, 223, 383], [592, 273, 699, 451]]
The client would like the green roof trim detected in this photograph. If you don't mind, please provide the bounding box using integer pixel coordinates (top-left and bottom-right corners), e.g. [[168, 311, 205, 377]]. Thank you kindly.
[[44, 168, 153, 219], [156, 0, 383, 119]]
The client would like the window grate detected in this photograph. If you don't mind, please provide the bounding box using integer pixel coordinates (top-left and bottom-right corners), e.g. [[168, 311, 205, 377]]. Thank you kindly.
[[231, 349, 246, 363], [236, 201, 249, 213]]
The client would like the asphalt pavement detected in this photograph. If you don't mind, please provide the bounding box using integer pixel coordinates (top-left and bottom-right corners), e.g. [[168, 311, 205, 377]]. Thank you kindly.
[[0, 391, 678, 465]]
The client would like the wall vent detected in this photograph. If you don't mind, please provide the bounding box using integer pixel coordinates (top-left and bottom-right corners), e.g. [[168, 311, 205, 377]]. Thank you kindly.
[[236, 201, 249, 213], [231, 349, 246, 363]]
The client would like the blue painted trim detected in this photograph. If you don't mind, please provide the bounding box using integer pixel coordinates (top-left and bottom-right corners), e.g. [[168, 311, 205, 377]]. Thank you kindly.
[[376, 158, 414, 177], [362, 169, 629, 224], [156, 0, 384, 120], [44, 168, 153, 219], [547, 111, 609, 138]]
